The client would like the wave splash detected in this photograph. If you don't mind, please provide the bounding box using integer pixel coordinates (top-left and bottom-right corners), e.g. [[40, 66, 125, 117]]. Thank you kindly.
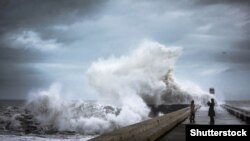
[[86, 40, 211, 106], [4, 41, 212, 135]]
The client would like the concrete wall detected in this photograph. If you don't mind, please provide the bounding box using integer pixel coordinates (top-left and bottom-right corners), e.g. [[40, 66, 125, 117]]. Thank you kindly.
[[89, 106, 195, 141], [222, 104, 250, 124]]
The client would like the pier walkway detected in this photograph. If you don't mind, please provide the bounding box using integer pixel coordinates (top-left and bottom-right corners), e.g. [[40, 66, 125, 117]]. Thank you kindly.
[[157, 106, 245, 141], [90, 105, 247, 141]]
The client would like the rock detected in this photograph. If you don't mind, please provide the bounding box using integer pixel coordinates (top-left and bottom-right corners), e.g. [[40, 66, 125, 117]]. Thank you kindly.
[[60, 130, 76, 135], [45, 129, 59, 134], [23, 114, 33, 120]]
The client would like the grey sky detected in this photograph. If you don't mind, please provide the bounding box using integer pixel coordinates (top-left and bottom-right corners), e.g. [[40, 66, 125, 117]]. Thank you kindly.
[[0, 0, 250, 100]]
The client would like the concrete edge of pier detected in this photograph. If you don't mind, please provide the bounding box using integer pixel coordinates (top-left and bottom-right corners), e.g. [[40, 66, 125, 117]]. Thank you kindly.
[[222, 104, 250, 124], [89, 105, 200, 141]]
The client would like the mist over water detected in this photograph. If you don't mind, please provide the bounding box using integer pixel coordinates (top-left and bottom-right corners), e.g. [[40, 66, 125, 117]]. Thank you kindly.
[[17, 41, 212, 135]]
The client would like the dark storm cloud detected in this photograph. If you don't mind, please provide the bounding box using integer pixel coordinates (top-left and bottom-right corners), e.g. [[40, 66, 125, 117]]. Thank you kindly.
[[193, 0, 250, 42], [215, 51, 250, 65], [1, 0, 250, 100], [0, 0, 106, 33], [0, 0, 108, 99], [0, 62, 52, 99], [0, 42, 51, 99], [0, 45, 44, 63], [0, 39, 51, 99], [194, 0, 250, 6], [192, 0, 250, 65]]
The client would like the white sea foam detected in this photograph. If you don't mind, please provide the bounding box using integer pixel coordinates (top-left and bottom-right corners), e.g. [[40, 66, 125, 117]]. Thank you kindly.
[[0, 135, 93, 141], [24, 40, 212, 135]]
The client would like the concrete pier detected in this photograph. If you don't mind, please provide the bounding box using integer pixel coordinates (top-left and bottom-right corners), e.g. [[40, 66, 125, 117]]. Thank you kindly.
[[157, 106, 245, 141], [89, 105, 247, 141]]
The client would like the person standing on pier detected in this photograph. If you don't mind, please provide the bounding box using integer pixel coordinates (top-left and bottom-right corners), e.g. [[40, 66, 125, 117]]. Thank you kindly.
[[190, 100, 195, 123], [207, 98, 215, 124]]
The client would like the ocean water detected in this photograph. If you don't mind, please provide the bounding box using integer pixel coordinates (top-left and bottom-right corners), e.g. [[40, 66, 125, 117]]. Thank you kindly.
[[0, 135, 94, 141], [0, 100, 188, 141], [0, 100, 95, 141], [225, 101, 250, 112], [1, 100, 249, 140]]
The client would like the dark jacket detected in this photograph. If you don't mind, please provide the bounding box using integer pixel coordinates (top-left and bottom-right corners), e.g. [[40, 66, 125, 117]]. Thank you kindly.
[[207, 102, 215, 117], [190, 104, 195, 114]]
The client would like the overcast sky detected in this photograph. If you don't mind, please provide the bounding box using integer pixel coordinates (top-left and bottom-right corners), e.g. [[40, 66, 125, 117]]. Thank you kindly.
[[0, 0, 250, 100]]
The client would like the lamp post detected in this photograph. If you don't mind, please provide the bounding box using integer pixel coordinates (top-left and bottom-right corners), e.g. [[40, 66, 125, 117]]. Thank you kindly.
[[209, 88, 215, 95]]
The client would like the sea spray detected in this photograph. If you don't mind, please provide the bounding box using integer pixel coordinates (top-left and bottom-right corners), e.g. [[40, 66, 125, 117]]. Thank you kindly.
[[23, 40, 212, 135], [26, 84, 120, 134], [87, 40, 211, 106]]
